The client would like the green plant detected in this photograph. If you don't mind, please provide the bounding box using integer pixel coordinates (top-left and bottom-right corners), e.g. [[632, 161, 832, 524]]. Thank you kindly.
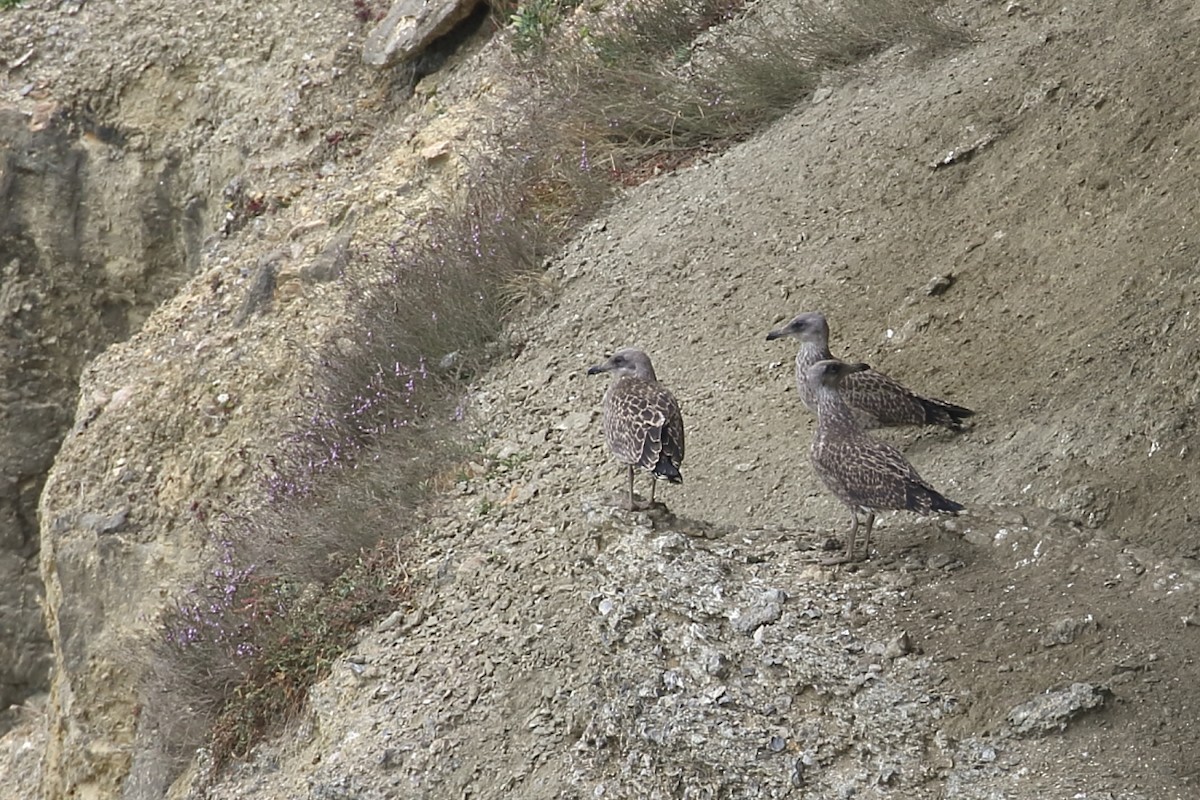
[[493, 451, 531, 473], [511, 0, 564, 53], [504, 0, 597, 54]]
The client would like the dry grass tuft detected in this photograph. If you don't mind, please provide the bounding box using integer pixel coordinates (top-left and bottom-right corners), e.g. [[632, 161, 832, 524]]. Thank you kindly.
[[535, 0, 967, 165], [140, 532, 410, 783]]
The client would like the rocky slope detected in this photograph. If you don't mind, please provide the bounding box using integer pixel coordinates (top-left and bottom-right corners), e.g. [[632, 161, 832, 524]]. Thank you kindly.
[[3, 0, 1200, 798]]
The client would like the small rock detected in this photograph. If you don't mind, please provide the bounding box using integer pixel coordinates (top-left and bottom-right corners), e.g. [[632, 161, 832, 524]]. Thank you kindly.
[[555, 411, 593, 431], [377, 609, 406, 631], [926, 553, 954, 571], [761, 588, 788, 604], [884, 630, 913, 659], [703, 684, 728, 704], [501, 482, 537, 505], [923, 273, 954, 296], [731, 601, 783, 634], [963, 527, 994, 547], [703, 650, 730, 679], [1040, 614, 1098, 647], [1006, 682, 1110, 736], [363, 0, 479, 68], [81, 506, 130, 535], [301, 228, 352, 284], [421, 140, 452, 161]]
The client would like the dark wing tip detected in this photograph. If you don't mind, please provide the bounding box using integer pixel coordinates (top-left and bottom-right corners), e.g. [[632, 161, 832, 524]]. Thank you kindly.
[[932, 493, 964, 514], [654, 461, 683, 483], [904, 482, 964, 514], [921, 396, 976, 429]]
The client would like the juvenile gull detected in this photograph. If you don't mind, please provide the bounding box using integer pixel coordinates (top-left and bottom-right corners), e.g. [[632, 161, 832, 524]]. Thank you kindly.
[[766, 311, 974, 430], [807, 359, 964, 564], [587, 348, 685, 510]]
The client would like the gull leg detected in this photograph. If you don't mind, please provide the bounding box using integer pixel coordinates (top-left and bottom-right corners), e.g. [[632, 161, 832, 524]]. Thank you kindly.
[[845, 512, 860, 562], [649, 478, 657, 505], [822, 511, 860, 566], [860, 512, 876, 559], [626, 466, 636, 510]]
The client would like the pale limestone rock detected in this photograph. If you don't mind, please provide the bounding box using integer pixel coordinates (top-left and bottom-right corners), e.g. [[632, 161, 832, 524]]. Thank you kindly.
[[363, 0, 482, 68]]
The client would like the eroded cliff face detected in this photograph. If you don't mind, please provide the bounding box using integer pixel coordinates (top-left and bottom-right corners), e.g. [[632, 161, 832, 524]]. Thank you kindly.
[[0, 0, 387, 734], [0, 0, 496, 793], [37, 246, 336, 799], [0, 101, 208, 730]]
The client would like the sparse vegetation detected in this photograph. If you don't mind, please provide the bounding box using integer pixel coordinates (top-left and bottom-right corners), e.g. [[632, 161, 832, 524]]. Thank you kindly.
[[141, 0, 968, 785], [143, 532, 409, 779], [508, 0, 578, 53], [540, 0, 966, 163]]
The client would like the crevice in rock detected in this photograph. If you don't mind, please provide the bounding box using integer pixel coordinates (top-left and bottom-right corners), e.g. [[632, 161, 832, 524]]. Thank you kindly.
[[413, 1, 494, 83]]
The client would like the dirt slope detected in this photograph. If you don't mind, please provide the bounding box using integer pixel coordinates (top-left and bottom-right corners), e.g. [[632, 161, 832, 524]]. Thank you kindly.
[[187, 1, 1199, 798]]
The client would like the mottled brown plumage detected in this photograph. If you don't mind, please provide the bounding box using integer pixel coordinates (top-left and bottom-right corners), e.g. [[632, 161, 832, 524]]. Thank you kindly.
[[766, 311, 974, 430], [587, 348, 685, 510], [807, 359, 964, 563]]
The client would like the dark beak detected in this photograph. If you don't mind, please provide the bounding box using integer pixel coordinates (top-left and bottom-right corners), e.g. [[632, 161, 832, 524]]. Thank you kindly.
[[586, 364, 606, 375], [765, 328, 786, 341]]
